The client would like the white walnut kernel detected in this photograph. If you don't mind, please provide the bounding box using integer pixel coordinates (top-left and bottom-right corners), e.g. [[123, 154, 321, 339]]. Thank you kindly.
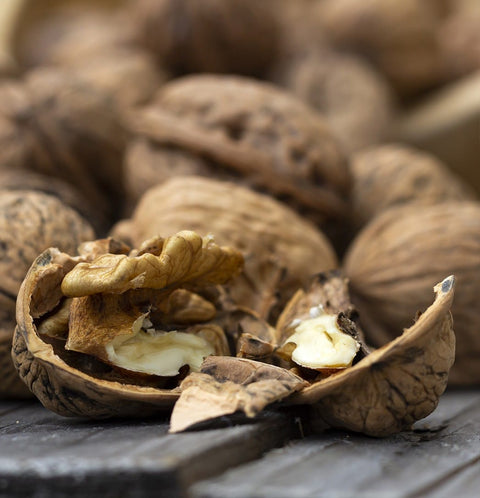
[[278, 314, 360, 370]]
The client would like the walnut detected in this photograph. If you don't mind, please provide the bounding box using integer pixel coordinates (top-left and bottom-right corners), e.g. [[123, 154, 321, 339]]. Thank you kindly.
[[125, 74, 351, 228], [343, 201, 480, 385], [351, 144, 475, 228], [13, 231, 243, 417], [129, 0, 279, 77], [0, 170, 108, 235], [0, 191, 95, 399], [169, 271, 455, 436], [272, 49, 395, 154], [0, 67, 127, 226], [315, 0, 447, 97], [111, 176, 338, 323]]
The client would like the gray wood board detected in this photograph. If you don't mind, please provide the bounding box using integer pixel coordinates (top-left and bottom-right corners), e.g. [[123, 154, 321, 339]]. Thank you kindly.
[[191, 390, 480, 498], [0, 401, 297, 498]]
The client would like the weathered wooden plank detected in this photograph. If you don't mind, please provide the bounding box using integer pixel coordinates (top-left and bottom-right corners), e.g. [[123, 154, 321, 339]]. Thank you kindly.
[[0, 401, 297, 498], [190, 390, 480, 498]]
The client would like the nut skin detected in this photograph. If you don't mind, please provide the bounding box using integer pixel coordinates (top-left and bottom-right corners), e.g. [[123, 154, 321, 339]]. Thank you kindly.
[[343, 201, 480, 385], [351, 144, 476, 228], [0, 191, 95, 399], [124, 74, 351, 228], [130, 0, 279, 77], [111, 176, 338, 323], [289, 276, 455, 437]]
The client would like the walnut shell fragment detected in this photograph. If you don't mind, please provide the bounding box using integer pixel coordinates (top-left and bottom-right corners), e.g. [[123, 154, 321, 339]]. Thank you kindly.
[[170, 356, 308, 433], [111, 176, 338, 323], [0, 191, 95, 399], [124, 74, 351, 227], [13, 232, 243, 417], [291, 275, 455, 437]]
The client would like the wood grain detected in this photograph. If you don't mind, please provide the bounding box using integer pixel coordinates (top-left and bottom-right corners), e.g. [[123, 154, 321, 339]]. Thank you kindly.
[[191, 390, 480, 498], [0, 402, 296, 498]]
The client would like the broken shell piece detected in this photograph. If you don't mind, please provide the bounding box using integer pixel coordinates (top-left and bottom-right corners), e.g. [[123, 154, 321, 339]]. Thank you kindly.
[[277, 314, 360, 370], [170, 356, 308, 432], [290, 276, 456, 437]]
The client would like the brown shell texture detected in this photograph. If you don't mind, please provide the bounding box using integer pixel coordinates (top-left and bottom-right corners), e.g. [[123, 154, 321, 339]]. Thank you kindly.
[[273, 49, 395, 154], [0, 191, 95, 399], [351, 144, 476, 228], [131, 0, 279, 77], [343, 201, 480, 385], [291, 276, 455, 437], [315, 0, 447, 96], [0, 68, 126, 226], [111, 176, 338, 322], [124, 74, 351, 226]]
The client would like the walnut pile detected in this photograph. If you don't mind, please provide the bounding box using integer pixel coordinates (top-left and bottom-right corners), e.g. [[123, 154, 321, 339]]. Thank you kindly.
[[0, 191, 95, 398], [125, 74, 351, 229]]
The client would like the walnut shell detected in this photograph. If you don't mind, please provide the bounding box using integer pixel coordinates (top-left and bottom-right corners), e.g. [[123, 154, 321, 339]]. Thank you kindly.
[[0, 191, 95, 398], [315, 0, 446, 96], [130, 0, 279, 77], [272, 49, 395, 154], [111, 176, 338, 323], [351, 144, 475, 228], [125, 74, 351, 227], [343, 201, 480, 385], [291, 276, 455, 437], [0, 68, 127, 225], [13, 232, 242, 417]]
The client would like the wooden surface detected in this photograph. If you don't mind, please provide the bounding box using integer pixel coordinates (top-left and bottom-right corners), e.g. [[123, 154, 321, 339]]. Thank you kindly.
[[1, 390, 480, 498]]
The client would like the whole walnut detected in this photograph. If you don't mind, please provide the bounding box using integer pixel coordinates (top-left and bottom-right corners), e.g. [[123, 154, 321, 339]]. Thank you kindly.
[[0, 68, 127, 226], [112, 176, 338, 323], [0, 170, 108, 235], [315, 0, 447, 97], [272, 49, 395, 154], [0, 190, 95, 398], [351, 144, 475, 228], [130, 0, 279, 77], [125, 74, 351, 230], [343, 201, 480, 385]]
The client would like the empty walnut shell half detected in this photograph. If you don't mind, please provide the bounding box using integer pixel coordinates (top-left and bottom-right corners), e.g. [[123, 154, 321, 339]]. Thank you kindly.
[[0, 191, 95, 399], [13, 231, 243, 417], [124, 74, 351, 227], [343, 201, 480, 386], [291, 275, 455, 437], [351, 144, 475, 228], [111, 176, 338, 323]]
